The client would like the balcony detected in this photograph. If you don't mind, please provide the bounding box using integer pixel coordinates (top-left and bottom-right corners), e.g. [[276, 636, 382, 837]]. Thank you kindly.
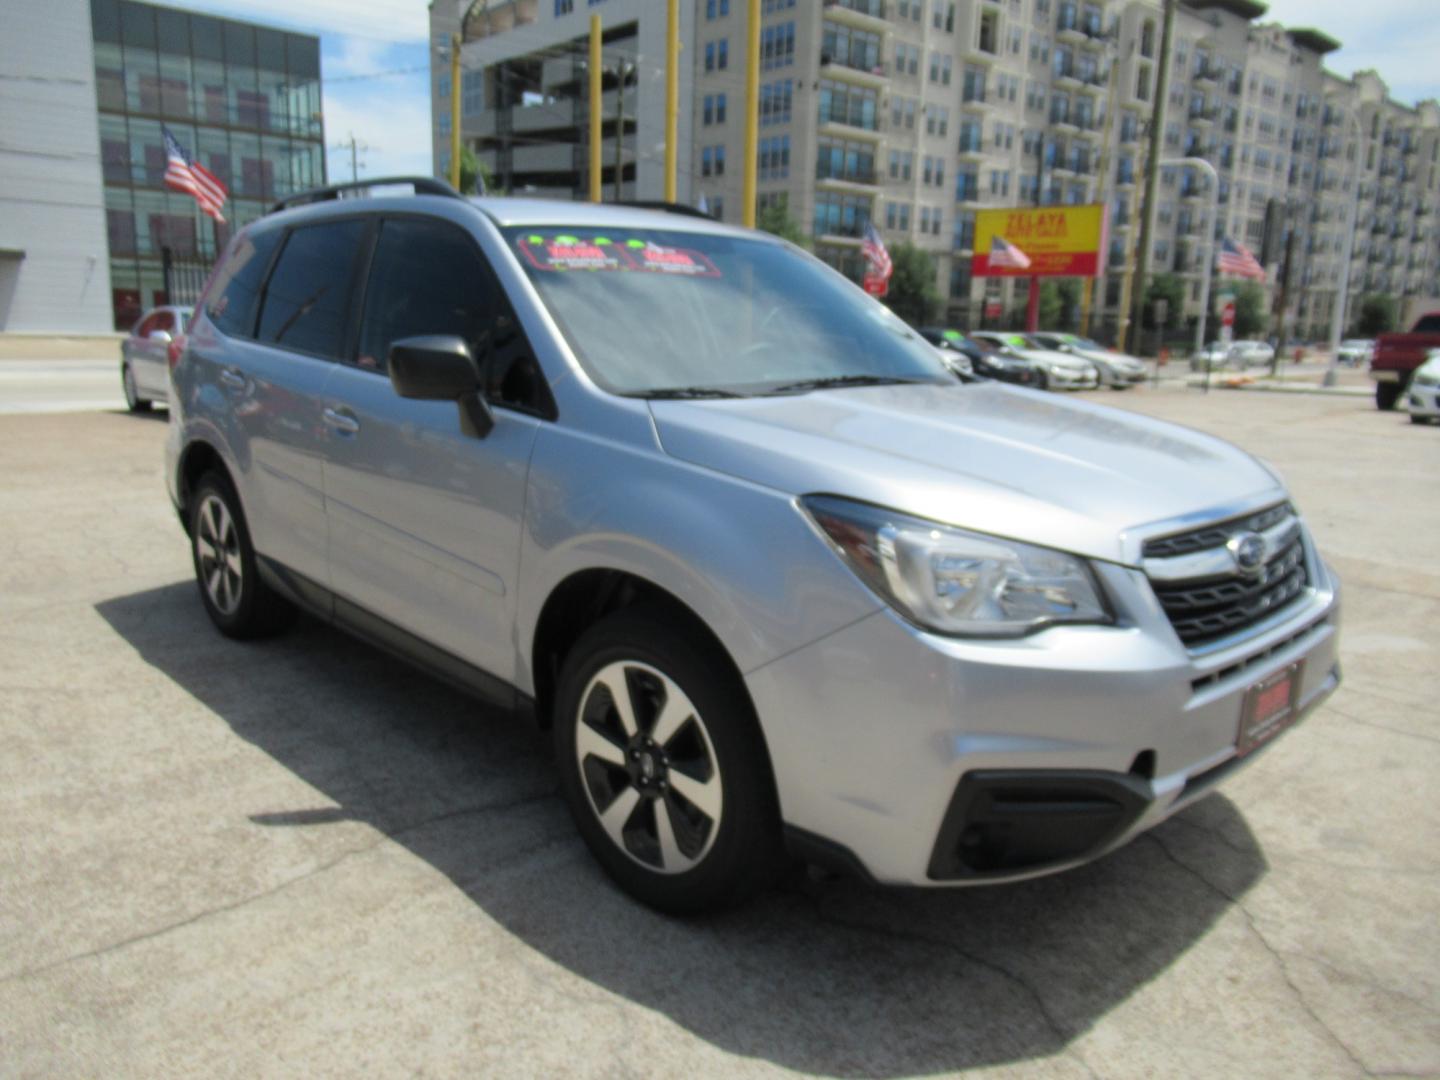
[[819, 52, 888, 89], [957, 133, 985, 158], [816, 162, 879, 190], [1056, 19, 1086, 45], [961, 87, 988, 110], [821, 0, 889, 33], [1193, 63, 1223, 84], [1054, 63, 1083, 90], [1049, 108, 1078, 133], [1115, 171, 1136, 188], [1189, 106, 1218, 128]]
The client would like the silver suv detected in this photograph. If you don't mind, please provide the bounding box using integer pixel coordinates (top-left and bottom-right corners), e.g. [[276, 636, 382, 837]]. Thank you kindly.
[[166, 180, 1340, 912]]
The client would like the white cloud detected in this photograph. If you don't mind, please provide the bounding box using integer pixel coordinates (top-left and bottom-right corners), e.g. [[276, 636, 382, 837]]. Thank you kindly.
[[1257, 0, 1440, 105], [322, 66, 434, 182], [156, 0, 429, 43]]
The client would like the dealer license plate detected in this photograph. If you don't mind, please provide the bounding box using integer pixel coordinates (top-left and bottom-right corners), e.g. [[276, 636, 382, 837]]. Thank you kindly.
[[1237, 662, 1303, 757]]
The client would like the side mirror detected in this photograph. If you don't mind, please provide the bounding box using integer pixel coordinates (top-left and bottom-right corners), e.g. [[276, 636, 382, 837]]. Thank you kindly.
[[150, 329, 172, 344], [388, 334, 494, 438]]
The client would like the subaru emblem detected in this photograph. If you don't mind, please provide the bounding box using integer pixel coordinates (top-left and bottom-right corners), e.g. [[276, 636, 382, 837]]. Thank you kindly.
[[1227, 532, 1267, 576]]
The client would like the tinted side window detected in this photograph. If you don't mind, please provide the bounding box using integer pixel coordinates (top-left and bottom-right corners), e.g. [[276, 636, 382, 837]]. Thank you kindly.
[[357, 218, 499, 373], [357, 218, 550, 415], [256, 219, 367, 358], [205, 227, 282, 338]]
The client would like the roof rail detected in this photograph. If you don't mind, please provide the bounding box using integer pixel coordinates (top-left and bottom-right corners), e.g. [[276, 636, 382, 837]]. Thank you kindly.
[[270, 176, 467, 215], [617, 201, 716, 221]]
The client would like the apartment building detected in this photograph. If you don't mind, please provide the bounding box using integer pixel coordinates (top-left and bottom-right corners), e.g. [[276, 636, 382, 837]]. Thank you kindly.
[[433, 0, 1440, 340]]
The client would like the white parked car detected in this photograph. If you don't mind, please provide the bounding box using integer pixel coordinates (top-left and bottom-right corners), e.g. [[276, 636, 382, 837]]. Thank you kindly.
[[1229, 340, 1276, 368], [1406, 350, 1440, 424], [1029, 332, 1147, 389], [1336, 339, 1374, 367], [1191, 342, 1232, 371], [969, 332, 1100, 390], [121, 304, 191, 412]]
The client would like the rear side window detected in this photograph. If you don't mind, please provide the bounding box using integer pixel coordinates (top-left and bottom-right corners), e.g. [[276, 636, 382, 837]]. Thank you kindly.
[[256, 219, 367, 359], [205, 227, 282, 338], [1413, 314, 1440, 334]]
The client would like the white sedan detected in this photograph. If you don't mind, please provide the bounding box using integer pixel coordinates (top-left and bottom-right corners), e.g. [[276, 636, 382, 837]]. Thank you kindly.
[[1406, 351, 1440, 425], [1336, 339, 1374, 367], [968, 332, 1100, 390], [1229, 340, 1276, 368]]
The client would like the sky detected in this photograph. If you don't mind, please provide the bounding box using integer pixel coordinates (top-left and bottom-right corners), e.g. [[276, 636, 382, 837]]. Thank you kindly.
[[154, 0, 1440, 187]]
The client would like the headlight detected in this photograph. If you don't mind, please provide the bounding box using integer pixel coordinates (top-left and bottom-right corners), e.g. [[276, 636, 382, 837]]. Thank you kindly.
[[1047, 363, 1072, 376], [801, 496, 1112, 637]]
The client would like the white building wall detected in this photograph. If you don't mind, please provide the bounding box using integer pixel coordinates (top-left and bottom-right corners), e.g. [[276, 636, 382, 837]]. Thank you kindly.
[[0, 0, 112, 332]]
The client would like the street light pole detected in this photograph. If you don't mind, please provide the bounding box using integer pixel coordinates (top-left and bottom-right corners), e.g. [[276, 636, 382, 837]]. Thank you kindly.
[[1324, 109, 1364, 386], [1161, 156, 1219, 355]]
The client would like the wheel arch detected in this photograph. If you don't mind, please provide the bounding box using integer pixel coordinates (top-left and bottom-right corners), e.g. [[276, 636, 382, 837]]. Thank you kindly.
[[176, 439, 236, 535]]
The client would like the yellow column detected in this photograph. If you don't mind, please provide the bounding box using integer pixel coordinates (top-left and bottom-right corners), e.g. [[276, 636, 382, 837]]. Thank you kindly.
[[448, 33, 462, 189], [741, 0, 760, 226], [665, 0, 679, 204], [589, 15, 603, 202]]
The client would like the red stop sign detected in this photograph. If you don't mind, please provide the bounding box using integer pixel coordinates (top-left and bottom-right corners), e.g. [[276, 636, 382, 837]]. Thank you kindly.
[[1221, 302, 1236, 328]]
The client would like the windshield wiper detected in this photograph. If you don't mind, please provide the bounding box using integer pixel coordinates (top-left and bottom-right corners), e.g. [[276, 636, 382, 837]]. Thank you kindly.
[[764, 374, 930, 394], [630, 386, 745, 399]]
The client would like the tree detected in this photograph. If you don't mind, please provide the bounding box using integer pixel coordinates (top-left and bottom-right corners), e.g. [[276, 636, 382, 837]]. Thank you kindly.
[[1142, 273, 1185, 330], [1356, 293, 1398, 337], [755, 198, 809, 249], [1232, 281, 1267, 339], [883, 242, 941, 326], [456, 145, 494, 196]]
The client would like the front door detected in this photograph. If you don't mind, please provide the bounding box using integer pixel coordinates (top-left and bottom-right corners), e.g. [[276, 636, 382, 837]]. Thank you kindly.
[[321, 216, 547, 682]]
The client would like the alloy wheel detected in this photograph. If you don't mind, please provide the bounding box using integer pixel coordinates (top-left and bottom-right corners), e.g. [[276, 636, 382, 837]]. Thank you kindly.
[[195, 493, 243, 617], [574, 660, 723, 875]]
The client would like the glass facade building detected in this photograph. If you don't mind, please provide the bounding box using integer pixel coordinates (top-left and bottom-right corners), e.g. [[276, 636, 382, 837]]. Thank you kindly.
[[90, 0, 325, 328]]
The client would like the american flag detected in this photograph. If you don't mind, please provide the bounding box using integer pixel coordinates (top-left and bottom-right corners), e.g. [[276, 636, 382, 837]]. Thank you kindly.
[[163, 125, 228, 223], [989, 235, 1032, 270], [1217, 236, 1265, 280], [861, 221, 892, 280]]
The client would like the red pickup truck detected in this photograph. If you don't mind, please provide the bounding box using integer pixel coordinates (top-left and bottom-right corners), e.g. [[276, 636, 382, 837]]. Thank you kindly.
[[1371, 312, 1440, 410]]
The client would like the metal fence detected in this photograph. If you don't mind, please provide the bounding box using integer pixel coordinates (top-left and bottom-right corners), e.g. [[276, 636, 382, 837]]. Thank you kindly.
[[160, 247, 214, 307]]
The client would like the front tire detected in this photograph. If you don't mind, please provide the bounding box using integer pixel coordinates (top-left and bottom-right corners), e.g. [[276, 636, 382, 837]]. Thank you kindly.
[[122, 364, 151, 413], [554, 608, 784, 913], [188, 472, 296, 639], [1376, 380, 1403, 411]]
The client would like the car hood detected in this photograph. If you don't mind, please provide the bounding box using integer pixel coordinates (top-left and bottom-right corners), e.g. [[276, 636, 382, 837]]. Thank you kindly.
[[1074, 347, 1145, 370], [650, 382, 1282, 566]]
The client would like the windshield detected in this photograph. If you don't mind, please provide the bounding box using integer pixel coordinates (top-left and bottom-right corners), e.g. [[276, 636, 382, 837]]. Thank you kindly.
[[1001, 334, 1032, 349], [503, 226, 950, 396]]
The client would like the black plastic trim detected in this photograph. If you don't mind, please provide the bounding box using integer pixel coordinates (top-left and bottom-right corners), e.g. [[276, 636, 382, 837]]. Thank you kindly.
[[270, 176, 463, 214], [783, 825, 878, 885], [256, 556, 524, 714], [928, 769, 1152, 880]]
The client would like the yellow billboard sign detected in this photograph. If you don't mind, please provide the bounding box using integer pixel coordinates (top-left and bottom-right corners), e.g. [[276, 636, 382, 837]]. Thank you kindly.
[[972, 204, 1107, 277]]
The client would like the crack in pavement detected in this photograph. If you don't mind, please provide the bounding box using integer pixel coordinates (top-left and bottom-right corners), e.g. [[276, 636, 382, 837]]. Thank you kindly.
[[0, 790, 556, 986], [1144, 832, 1374, 1078], [803, 892, 1104, 1080], [1322, 703, 1440, 747]]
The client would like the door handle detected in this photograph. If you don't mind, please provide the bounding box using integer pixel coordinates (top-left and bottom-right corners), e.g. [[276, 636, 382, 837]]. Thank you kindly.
[[219, 368, 247, 390], [322, 406, 360, 435]]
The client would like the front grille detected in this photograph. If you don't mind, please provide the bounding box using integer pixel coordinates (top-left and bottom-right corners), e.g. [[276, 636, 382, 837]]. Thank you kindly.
[[1142, 502, 1293, 559], [1144, 503, 1310, 648]]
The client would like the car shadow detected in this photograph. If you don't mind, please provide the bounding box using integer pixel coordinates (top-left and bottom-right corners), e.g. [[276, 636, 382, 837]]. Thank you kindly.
[[97, 582, 1266, 1077], [106, 408, 168, 422]]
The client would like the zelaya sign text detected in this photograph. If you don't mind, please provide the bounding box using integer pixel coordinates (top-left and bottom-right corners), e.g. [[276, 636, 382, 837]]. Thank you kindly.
[[971, 204, 1107, 278]]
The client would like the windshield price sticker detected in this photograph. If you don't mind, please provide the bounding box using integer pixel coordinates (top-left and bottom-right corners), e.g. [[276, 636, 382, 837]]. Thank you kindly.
[[518, 235, 638, 273], [626, 240, 721, 277], [517, 235, 721, 277]]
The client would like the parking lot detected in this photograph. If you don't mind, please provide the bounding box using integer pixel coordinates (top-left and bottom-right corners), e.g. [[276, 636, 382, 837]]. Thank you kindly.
[[1, 384, 1437, 1078]]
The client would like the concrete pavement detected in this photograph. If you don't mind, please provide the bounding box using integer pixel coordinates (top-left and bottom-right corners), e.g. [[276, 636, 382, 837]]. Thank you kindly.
[[0, 390, 1437, 1078]]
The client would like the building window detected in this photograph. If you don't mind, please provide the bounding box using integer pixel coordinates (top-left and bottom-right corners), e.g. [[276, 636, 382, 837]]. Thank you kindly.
[[760, 80, 793, 125], [555, 0, 574, 14], [979, 11, 998, 53], [761, 23, 796, 70]]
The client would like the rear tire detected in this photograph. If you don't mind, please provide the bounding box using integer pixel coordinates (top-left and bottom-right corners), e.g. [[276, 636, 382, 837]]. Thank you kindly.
[[553, 607, 785, 913], [122, 364, 151, 413], [188, 472, 296, 639], [1376, 380, 1402, 411]]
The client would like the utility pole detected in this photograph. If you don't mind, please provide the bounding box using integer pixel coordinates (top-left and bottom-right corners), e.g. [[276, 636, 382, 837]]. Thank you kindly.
[[330, 133, 368, 182], [664, 0, 679, 203], [589, 15, 602, 202], [613, 60, 632, 201], [741, 0, 760, 226], [1271, 209, 1298, 375], [1080, 55, 1120, 338], [1127, 0, 1176, 354]]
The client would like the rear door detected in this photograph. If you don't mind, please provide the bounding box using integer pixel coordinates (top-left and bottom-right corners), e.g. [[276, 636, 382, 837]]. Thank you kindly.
[[320, 214, 549, 681], [192, 217, 369, 598]]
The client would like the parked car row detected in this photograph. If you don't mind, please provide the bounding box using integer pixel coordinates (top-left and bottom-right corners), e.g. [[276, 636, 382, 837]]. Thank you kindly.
[[1189, 339, 1276, 371], [919, 328, 1147, 391]]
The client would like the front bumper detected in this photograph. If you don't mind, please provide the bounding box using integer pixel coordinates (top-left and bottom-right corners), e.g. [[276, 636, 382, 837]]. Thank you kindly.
[[749, 548, 1340, 886], [1048, 368, 1101, 390], [1409, 381, 1440, 419]]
